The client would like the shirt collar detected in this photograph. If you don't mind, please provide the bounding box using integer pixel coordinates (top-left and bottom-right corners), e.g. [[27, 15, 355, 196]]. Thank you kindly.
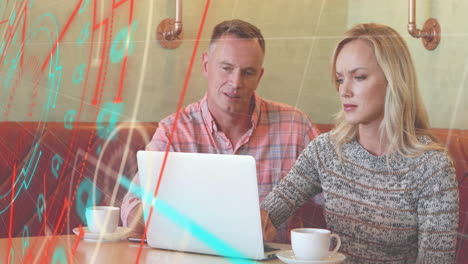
[[250, 92, 261, 130], [200, 95, 216, 133], [200, 92, 261, 133]]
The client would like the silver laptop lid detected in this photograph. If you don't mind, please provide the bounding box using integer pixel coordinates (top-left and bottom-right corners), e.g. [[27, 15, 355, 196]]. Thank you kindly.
[[137, 151, 266, 260]]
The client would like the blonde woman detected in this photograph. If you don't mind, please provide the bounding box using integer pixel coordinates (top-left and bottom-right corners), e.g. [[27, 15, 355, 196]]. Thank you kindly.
[[261, 23, 459, 263]]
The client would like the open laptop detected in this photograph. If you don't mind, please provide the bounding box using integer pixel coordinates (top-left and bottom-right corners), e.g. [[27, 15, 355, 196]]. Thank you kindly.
[[136, 151, 281, 260]]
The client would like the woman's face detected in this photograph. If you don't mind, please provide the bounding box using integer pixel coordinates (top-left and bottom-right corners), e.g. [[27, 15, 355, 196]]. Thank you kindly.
[[335, 39, 388, 127]]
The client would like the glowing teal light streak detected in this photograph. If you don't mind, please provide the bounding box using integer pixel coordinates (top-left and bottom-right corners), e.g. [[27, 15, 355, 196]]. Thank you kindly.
[[96, 145, 102, 155], [77, 22, 90, 45], [51, 154, 63, 179], [119, 175, 256, 263], [0, 143, 42, 214], [110, 21, 138, 63], [20, 143, 43, 190], [11, 26, 19, 44], [49, 66, 62, 109], [76, 178, 102, 223], [79, 0, 90, 14], [0, 40, 5, 56], [0, 13, 61, 215], [8, 248, 14, 263], [96, 102, 124, 140], [63, 110, 76, 130], [51, 247, 67, 264], [72, 63, 86, 84], [4, 54, 19, 90], [22, 226, 29, 256], [28, 13, 61, 126], [3, 28, 22, 91], [9, 11, 16, 25], [36, 194, 45, 222]]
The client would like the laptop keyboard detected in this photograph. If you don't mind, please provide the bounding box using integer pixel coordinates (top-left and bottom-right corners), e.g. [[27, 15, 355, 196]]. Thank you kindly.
[[264, 244, 279, 253]]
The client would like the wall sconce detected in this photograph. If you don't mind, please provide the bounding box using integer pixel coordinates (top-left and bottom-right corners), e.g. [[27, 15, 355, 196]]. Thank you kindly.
[[157, 0, 183, 49], [408, 0, 441, 50]]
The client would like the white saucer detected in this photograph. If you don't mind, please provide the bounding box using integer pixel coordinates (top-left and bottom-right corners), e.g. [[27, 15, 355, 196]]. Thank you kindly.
[[72, 226, 131, 242], [276, 250, 346, 264]]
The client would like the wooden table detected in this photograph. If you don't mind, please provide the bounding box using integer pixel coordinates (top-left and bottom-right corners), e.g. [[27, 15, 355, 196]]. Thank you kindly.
[[2, 234, 289, 263]]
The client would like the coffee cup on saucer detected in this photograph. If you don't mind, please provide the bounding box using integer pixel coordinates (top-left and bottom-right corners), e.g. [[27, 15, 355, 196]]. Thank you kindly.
[[291, 228, 341, 260], [85, 206, 120, 233]]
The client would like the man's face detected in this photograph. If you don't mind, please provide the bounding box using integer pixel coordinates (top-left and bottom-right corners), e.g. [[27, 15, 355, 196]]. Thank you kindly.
[[202, 34, 264, 118]]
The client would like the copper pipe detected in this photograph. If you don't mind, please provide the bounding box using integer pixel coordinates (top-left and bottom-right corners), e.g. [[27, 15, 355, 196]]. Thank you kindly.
[[407, 0, 441, 50], [173, 0, 182, 36], [163, 0, 183, 40], [408, 0, 421, 38]]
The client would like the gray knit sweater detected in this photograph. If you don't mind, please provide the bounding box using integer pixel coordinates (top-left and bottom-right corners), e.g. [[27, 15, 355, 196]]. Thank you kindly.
[[261, 132, 459, 263]]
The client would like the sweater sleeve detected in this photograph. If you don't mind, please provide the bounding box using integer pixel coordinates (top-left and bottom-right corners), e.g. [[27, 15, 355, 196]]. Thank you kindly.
[[261, 139, 323, 228], [416, 157, 459, 263]]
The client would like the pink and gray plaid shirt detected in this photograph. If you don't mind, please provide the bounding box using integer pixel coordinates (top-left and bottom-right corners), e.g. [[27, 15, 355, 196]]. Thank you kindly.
[[122, 93, 319, 243]]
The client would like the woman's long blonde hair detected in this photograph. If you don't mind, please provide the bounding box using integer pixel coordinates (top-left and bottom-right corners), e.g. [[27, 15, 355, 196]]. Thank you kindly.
[[331, 23, 444, 157]]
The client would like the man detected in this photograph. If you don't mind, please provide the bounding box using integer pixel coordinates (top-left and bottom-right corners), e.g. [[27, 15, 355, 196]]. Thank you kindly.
[[121, 19, 319, 243]]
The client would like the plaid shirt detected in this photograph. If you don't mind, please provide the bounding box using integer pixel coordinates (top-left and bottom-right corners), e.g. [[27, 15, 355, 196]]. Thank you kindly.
[[122, 93, 319, 243]]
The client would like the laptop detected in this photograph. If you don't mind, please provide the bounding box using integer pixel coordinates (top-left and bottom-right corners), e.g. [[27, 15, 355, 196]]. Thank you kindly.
[[136, 151, 281, 260]]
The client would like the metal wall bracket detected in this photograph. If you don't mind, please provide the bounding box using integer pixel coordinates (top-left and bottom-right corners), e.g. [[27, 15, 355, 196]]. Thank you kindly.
[[408, 0, 441, 51]]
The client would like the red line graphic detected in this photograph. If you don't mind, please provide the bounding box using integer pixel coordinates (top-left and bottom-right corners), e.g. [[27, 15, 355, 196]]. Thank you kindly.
[[36, 0, 83, 237], [0, 1, 27, 73], [41, 0, 84, 71], [62, 129, 97, 257], [43, 171, 47, 235], [36, 0, 137, 253], [91, 18, 109, 105], [99, 3, 114, 105], [135, 0, 212, 262], [114, 55, 127, 103], [20, 0, 107, 259], [3, 66, 24, 119], [22, 1, 86, 257], [7, 164, 16, 264], [113, 0, 131, 9], [51, 0, 102, 244], [53, 199, 69, 235], [113, 0, 134, 103], [5, 0, 136, 260], [20, 1, 26, 66], [70, 224, 84, 262], [40, 198, 69, 263], [61, 1, 135, 255], [0, 0, 26, 70], [27, 56, 41, 117], [79, 0, 98, 109], [93, 18, 108, 31]]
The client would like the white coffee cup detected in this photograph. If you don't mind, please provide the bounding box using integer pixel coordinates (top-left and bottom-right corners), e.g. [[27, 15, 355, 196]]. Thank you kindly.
[[291, 228, 341, 260], [85, 206, 120, 233]]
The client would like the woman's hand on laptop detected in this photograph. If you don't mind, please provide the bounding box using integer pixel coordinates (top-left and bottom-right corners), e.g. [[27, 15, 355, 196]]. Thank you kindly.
[[260, 209, 277, 242]]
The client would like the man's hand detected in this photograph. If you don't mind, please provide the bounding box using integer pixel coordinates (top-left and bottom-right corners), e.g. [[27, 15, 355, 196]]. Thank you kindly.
[[261, 209, 277, 242], [127, 204, 146, 234]]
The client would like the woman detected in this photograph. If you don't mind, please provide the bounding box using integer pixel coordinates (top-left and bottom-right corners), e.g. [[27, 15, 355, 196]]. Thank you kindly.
[[261, 24, 459, 263]]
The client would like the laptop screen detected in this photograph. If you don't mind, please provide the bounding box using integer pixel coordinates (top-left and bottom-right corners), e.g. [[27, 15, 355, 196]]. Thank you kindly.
[[137, 151, 268, 260]]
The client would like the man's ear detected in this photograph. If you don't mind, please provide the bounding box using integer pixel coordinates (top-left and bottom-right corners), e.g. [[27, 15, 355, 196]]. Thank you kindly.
[[202, 52, 209, 78], [256, 67, 265, 85]]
